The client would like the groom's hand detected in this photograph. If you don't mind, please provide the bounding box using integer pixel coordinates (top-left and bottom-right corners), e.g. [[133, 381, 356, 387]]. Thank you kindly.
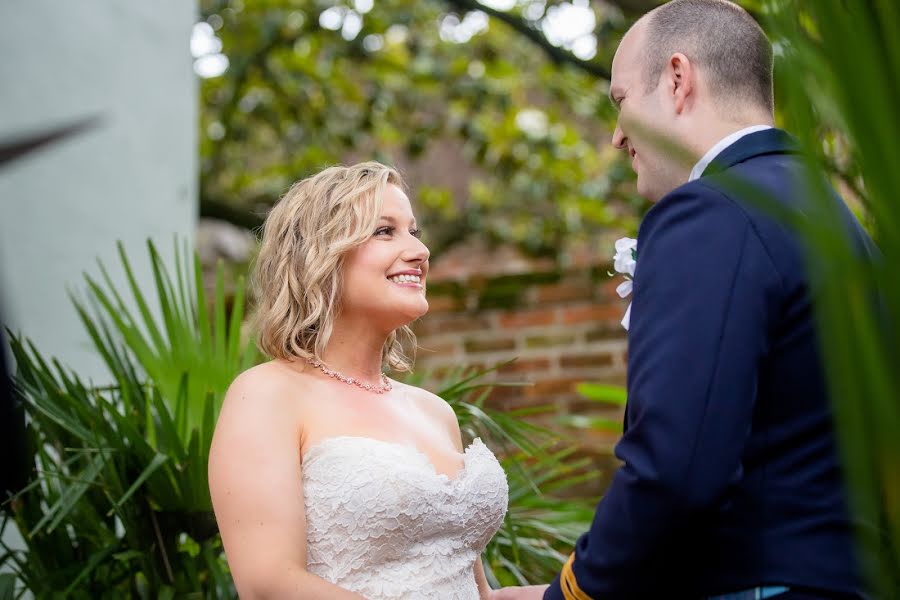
[[491, 584, 549, 600]]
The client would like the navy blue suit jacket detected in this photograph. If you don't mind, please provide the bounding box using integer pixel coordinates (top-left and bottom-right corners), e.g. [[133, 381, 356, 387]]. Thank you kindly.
[[545, 129, 872, 599]]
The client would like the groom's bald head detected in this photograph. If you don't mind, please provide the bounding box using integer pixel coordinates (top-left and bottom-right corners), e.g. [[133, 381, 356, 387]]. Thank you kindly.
[[637, 0, 773, 115]]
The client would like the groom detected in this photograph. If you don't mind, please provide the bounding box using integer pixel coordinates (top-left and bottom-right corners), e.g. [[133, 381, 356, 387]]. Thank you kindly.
[[502, 0, 872, 598]]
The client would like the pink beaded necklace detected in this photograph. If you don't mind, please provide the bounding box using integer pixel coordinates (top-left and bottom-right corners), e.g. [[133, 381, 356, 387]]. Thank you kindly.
[[305, 358, 392, 394]]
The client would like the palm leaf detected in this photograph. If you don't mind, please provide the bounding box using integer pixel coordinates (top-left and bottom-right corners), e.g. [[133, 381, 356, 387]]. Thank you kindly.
[[4, 240, 256, 596], [763, 1, 900, 594]]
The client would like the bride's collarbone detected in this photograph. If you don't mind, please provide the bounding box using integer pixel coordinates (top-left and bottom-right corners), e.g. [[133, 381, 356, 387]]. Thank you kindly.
[[298, 384, 463, 474]]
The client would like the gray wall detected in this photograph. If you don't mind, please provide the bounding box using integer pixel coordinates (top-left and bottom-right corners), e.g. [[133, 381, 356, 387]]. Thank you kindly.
[[0, 0, 198, 381]]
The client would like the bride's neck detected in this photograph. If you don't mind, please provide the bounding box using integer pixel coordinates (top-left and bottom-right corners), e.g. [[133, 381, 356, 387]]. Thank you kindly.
[[319, 316, 389, 382]]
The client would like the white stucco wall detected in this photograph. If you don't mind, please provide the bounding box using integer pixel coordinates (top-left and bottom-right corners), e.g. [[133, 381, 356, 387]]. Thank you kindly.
[[0, 0, 198, 382]]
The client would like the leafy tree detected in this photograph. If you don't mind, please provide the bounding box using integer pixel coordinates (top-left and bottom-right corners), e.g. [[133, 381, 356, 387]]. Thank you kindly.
[[197, 0, 866, 257], [197, 0, 659, 257]]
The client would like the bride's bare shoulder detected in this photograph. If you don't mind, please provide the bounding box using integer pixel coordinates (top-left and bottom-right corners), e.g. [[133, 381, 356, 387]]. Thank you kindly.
[[397, 380, 460, 435], [222, 360, 316, 415]]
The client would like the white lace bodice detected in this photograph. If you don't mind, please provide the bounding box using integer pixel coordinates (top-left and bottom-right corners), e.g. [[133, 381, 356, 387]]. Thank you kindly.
[[302, 436, 508, 599]]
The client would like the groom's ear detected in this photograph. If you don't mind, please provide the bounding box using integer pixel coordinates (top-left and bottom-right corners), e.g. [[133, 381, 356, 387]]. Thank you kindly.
[[668, 53, 694, 114]]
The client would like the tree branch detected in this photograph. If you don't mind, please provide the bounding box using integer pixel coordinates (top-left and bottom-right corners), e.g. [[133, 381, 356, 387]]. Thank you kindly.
[[442, 0, 611, 80], [200, 195, 267, 231]]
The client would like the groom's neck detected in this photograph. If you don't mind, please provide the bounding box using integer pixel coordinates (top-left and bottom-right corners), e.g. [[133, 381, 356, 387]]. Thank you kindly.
[[690, 108, 775, 158]]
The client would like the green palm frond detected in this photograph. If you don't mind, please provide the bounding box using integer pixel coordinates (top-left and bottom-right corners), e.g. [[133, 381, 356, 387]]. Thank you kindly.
[[414, 363, 600, 585], [3, 240, 247, 597], [764, 2, 900, 595], [5, 239, 601, 594]]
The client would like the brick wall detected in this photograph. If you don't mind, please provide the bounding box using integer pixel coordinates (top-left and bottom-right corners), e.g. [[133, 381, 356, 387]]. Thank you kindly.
[[412, 239, 630, 493]]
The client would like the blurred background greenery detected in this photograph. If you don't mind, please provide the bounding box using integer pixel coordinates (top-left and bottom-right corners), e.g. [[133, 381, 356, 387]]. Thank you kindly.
[[192, 0, 868, 258], [195, 0, 646, 258], [1, 0, 898, 597]]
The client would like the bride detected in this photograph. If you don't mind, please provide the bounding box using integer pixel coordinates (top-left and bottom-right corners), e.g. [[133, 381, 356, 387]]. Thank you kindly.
[[208, 162, 509, 599]]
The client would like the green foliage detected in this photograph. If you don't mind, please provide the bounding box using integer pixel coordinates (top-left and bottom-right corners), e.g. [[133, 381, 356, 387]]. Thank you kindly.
[[556, 382, 625, 434], [183, 0, 897, 596], [764, 2, 900, 595], [486, 445, 595, 586], [0, 573, 15, 600], [574, 383, 626, 406], [83, 240, 260, 459], [197, 0, 647, 255], [405, 364, 597, 584], [2, 240, 251, 597], [477, 272, 562, 310], [3, 245, 596, 595]]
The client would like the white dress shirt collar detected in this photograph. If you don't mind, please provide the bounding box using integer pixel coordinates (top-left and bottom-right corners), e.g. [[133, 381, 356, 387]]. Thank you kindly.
[[688, 125, 773, 182]]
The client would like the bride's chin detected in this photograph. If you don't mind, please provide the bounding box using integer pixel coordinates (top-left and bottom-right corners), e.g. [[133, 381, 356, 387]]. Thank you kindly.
[[376, 307, 428, 332], [415, 304, 430, 321], [399, 308, 429, 326], [399, 299, 429, 319]]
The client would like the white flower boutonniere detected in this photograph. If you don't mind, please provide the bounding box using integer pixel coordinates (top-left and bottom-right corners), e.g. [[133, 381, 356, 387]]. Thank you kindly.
[[611, 237, 637, 330]]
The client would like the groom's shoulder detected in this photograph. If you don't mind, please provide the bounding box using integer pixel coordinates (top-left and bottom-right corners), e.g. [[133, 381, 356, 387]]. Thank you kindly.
[[639, 178, 754, 242]]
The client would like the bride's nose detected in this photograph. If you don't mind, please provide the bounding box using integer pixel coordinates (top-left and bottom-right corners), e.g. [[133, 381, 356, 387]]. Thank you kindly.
[[402, 235, 430, 265]]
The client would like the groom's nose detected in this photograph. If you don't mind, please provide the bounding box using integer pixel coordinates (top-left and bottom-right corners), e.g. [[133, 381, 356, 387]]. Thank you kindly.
[[612, 123, 627, 151]]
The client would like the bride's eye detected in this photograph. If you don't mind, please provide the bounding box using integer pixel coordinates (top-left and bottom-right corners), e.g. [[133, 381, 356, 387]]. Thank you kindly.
[[410, 229, 422, 239], [375, 226, 393, 236]]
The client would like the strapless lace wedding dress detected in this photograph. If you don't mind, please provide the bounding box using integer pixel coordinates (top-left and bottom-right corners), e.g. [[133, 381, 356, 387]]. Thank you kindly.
[[302, 436, 508, 599]]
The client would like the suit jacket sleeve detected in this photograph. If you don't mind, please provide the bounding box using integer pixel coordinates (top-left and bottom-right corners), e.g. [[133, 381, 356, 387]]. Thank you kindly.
[[546, 184, 782, 599]]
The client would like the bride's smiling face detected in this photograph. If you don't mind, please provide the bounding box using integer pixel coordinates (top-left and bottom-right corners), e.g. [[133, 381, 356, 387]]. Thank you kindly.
[[340, 183, 430, 328]]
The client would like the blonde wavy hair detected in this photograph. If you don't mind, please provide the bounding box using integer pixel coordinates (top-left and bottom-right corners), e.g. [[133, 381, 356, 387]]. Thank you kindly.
[[252, 162, 416, 372]]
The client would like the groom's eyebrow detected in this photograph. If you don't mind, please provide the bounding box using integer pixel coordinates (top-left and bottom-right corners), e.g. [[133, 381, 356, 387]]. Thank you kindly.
[[608, 86, 622, 110], [608, 88, 621, 110]]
